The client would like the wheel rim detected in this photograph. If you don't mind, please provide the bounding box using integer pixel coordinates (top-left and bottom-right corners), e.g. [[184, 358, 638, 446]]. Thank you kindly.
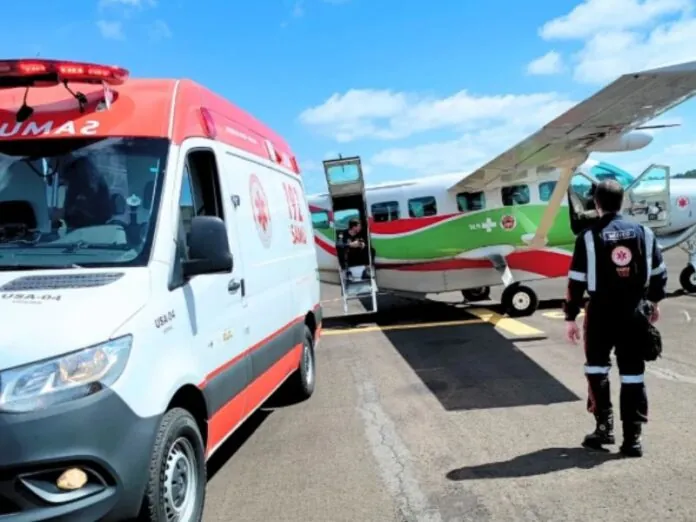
[[163, 437, 198, 522], [690, 271, 696, 286], [303, 340, 314, 388], [512, 291, 531, 311]]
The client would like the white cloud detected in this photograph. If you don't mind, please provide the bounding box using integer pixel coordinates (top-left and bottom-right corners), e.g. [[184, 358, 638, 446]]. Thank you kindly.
[[370, 123, 544, 175], [573, 17, 696, 84], [96, 20, 124, 40], [539, 0, 689, 40], [527, 50, 564, 75], [527, 51, 564, 75], [149, 19, 172, 40], [99, 0, 156, 7], [299, 88, 574, 143], [536, 0, 696, 84]]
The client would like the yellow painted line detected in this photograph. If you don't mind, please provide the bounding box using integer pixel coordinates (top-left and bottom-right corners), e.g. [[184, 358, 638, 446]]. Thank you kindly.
[[322, 318, 485, 336], [542, 310, 584, 319], [467, 307, 544, 336]]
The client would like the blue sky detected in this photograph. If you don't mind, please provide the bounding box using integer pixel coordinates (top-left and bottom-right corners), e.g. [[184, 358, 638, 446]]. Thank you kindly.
[[7, 0, 696, 194]]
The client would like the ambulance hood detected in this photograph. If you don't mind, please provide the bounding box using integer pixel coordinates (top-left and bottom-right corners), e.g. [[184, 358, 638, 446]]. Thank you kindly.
[[0, 267, 150, 369]]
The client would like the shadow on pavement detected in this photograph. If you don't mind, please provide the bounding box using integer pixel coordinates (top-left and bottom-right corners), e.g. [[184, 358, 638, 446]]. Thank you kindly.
[[207, 382, 305, 480], [324, 294, 581, 412], [446, 447, 620, 480], [207, 409, 271, 480]]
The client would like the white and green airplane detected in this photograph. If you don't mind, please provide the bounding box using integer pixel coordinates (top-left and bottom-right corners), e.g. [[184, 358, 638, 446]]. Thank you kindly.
[[307, 60, 696, 317]]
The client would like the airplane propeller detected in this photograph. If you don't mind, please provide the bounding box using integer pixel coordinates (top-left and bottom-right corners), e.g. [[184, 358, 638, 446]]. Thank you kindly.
[[635, 123, 681, 130]]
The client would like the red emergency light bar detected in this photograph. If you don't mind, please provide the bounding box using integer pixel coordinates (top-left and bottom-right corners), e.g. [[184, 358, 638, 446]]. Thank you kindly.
[[0, 59, 129, 87]]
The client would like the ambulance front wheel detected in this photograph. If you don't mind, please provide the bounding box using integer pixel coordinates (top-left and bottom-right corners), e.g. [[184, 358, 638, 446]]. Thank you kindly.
[[680, 265, 696, 293], [141, 407, 206, 522], [501, 284, 538, 317]]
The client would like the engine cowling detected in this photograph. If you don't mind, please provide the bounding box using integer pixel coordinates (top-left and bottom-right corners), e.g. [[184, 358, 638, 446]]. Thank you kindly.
[[587, 131, 653, 153]]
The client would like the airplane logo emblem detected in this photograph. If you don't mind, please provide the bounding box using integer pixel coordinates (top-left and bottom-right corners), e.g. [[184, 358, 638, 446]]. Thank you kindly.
[[470, 217, 497, 233]]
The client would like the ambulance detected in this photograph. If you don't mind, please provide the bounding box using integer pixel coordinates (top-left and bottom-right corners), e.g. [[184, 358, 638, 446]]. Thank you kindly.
[[0, 59, 321, 521]]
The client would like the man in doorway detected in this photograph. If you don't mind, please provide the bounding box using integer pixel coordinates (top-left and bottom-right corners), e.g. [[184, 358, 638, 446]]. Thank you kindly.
[[336, 218, 374, 281]]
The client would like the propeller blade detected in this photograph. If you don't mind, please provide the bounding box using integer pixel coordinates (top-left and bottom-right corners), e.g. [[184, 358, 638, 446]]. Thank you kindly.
[[635, 123, 681, 130]]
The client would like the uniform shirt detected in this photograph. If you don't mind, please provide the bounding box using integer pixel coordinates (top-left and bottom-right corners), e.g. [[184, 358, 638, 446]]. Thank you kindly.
[[336, 229, 365, 249], [563, 212, 668, 321]]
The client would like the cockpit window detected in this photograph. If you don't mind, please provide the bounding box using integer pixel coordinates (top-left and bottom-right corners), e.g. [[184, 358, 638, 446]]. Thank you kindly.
[[0, 137, 168, 270]]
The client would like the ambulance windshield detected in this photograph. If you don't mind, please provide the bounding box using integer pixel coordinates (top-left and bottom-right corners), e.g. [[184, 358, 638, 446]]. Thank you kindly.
[[0, 137, 168, 269]]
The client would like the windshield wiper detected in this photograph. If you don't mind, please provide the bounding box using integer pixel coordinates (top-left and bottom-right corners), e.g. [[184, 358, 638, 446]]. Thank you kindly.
[[55, 241, 131, 253], [0, 263, 82, 271]]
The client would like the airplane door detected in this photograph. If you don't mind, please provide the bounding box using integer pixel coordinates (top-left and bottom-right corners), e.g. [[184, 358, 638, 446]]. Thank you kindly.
[[322, 156, 378, 316], [623, 164, 671, 228], [323, 155, 365, 198]]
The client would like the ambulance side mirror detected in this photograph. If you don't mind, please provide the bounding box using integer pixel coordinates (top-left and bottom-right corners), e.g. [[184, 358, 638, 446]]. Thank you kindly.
[[182, 216, 233, 277]]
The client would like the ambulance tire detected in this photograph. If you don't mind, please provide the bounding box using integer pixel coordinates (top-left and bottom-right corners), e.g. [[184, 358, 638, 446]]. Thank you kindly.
[[679, 265, 696, 293], [140, 408, 206, 522], [287, 326, 316, 402], [501, 284, 538, 317]]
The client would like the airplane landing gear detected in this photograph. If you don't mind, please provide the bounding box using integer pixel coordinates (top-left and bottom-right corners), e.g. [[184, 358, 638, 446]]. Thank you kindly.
[[462, 286, 490, 302], [680, 265, 696, 293], [501, 283, 539, 317], [679, 239, 696, 293]]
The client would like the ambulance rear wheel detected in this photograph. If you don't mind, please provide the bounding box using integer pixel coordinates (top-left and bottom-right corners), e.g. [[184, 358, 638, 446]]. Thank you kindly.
[[462, 286, 490, 302], [680, 265, 696, 293], [501, 284, 538, 317], [286, 326, 316, 402]]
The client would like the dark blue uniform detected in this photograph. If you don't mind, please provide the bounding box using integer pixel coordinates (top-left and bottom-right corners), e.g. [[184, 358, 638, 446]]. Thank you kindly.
[[564, 212, 667, 452]]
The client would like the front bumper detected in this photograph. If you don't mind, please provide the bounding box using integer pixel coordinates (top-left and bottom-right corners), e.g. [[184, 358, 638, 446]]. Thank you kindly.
[[0, 389, 161, 521]]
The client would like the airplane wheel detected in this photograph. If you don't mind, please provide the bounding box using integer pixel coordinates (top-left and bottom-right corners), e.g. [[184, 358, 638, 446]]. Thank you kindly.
[[462, 286, 490, 302], [680, 265, 696, 293], [501, 284, 538, 317]]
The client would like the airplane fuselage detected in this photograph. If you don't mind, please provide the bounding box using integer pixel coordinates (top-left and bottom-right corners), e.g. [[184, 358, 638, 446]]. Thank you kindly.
[[308, 160, 696, 296]]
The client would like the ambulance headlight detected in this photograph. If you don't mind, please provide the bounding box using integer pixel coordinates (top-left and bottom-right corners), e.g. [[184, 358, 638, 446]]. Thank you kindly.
[[0, 335, 133, 413]]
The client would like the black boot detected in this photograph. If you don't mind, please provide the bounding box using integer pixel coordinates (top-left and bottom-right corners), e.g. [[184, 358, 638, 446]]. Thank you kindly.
[[582, 412, 615, 449], [619, 422, 643, 457]]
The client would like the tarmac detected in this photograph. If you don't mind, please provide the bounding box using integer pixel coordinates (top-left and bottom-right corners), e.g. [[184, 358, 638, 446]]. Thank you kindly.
[[203, 249, 696, 522]]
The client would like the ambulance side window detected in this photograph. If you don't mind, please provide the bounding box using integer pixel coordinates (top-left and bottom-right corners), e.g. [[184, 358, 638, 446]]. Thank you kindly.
[[177, 149, 225, 262]]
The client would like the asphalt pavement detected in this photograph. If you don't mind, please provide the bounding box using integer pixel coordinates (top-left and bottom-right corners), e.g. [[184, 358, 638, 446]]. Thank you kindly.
[[203, 249, 696, 522]]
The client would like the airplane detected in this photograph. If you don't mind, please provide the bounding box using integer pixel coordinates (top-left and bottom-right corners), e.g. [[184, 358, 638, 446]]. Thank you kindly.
[[304, 60, 696, 318]]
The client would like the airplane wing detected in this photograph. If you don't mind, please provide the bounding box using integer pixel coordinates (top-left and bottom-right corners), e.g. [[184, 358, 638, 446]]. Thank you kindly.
[[448, 60, 696, 193]]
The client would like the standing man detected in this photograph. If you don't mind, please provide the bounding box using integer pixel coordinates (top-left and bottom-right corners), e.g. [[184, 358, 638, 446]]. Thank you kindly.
[[564, 179, 667, 457]]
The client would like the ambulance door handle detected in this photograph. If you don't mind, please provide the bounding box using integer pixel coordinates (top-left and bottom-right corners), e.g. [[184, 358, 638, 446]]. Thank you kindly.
[[228, 278, 244, 296]]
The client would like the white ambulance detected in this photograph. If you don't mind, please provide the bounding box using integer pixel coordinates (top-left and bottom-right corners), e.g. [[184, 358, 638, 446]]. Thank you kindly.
[[0, 59, 321, 521]]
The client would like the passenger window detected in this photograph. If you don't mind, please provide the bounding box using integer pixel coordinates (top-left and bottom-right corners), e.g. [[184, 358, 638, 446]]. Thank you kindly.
[[456, 191, 485, 212], [501, 185, 530, 206], [538, 181, 557, 202], [408, 196, 437, 217], [334, 209, 360, 230], [177, 150, 224, 260], [311, 210, 330, 228], [371, 201, 400, 222]]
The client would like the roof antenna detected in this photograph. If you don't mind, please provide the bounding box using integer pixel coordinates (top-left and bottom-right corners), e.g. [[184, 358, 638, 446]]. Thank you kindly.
[[16, 87, 33, 123], [62, 81, 88, 113]]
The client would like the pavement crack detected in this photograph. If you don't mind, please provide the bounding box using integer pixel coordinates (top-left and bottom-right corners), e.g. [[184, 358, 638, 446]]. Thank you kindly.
[[351, 361, 443, 522]]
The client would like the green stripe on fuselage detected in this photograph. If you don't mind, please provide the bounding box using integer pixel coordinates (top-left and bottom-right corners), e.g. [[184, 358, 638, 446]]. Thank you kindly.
[[314, 205, 576, 261]]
